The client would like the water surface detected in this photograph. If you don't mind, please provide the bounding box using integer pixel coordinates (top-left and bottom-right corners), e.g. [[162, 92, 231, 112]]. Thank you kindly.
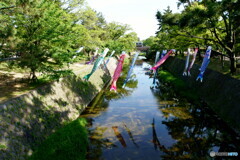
[[80, 60, 240, 159]]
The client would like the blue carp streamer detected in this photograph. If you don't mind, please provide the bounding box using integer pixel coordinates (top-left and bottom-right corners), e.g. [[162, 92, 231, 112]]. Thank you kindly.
[[196, 46, 212, 82], [122, 52, 139, 87]]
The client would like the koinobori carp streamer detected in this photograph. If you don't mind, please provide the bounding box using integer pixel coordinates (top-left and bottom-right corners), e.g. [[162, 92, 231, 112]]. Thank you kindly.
[[183, 48, 191, 76], [151, 50, 167, 88], [196, 46, 212, 82], [83, 48, 109, 81], [150, 49, 175, 72], [122, 52, 139, 87], [187, 48, 199, 76], [110, 51, 126, 91], [85, 48, 99, 65], [105, 50, 116, 65]]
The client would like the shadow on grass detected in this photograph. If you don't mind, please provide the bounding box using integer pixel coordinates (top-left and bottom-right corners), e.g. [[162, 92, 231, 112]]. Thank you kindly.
[[0, 69, 74, 103], [29, 118, 88, 160], [0, 72, 30, 102]]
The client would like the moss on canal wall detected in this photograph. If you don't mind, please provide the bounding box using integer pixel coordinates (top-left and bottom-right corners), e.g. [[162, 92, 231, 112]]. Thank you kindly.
[[158, 70, 199, 103], [0, 59, 117, 160], [162, 57, 240, 133]]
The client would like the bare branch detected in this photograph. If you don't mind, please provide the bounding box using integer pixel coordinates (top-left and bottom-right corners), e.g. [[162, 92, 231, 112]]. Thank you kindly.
[[221, 14, 229, 37], [176, 32, 216, 42], [0, 6, 15, 10], [212, 28, 232, 53]]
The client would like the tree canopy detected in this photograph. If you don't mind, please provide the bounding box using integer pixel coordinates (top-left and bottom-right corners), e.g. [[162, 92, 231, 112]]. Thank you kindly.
[[0, 0, 138, 80], [146, 0, 240, 73]]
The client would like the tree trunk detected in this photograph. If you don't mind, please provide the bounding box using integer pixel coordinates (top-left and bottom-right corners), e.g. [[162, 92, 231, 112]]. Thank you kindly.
[[180, 50, 184, 57], [227, 50, 237, 74], [221, 54, 224, 69], [198, 48, 201, 61], [30, 68, 37, 81], [229, 56, 237, 74]]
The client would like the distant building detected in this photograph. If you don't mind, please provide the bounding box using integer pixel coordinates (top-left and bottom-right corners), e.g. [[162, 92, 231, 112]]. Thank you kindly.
[[136, 42, 143, 47], [136, 42, 149, 52]]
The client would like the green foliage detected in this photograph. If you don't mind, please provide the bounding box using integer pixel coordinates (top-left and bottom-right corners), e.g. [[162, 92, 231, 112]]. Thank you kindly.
[[154, 0, 240, 73], [29, 118, 88, 160], [118, 32, 138, 52], [0, 1, 18, 58], [104, 22, 138, 54], [0, 144, 7, 150], [11, 0, 84, 79], [158, 70, 199, 102], [0, 0, 139, 82], [75, 6, 106, 50], [143, 36, 160, 59]]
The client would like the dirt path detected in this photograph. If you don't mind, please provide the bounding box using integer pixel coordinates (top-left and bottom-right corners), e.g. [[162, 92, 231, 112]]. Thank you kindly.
[[0, 62, 93, 103]]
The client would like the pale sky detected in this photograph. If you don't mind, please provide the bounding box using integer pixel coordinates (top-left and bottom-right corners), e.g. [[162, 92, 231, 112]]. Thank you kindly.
[[87, 0, 183, 40]]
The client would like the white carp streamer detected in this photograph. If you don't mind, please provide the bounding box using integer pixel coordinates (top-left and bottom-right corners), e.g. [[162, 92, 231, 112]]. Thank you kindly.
[[183, 48, 191, 76], [187, 48, 199, 76]]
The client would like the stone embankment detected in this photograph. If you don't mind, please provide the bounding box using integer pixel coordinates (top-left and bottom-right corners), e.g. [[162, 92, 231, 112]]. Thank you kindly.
[[0, 58, 117, 160], [163, 57, 240, 133]]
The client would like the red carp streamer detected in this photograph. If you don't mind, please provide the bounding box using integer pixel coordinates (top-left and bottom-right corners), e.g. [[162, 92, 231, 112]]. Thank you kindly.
[[110, 52, 126, 91], [150, 49, 175, 71]]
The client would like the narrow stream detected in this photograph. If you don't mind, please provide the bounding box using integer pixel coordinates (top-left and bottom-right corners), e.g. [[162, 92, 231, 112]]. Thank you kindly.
[[80, 60, 240, 159]]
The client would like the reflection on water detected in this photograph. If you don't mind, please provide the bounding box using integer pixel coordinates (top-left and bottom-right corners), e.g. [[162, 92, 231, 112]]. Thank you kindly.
[[80, 60, 240, 159], [112, 126, 127, 148]]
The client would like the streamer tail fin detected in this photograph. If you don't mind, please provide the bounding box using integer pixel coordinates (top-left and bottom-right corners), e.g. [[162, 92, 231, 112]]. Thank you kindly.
[[83, 74, 91, 81]]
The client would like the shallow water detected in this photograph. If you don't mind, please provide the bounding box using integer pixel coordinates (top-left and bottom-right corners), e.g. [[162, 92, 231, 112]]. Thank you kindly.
[[80, 60, 240, 159]]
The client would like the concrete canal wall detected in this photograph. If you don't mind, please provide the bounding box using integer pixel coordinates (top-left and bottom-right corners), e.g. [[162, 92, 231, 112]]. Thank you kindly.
[[0, 59, 117, 160], [163, 57, 240, 133]]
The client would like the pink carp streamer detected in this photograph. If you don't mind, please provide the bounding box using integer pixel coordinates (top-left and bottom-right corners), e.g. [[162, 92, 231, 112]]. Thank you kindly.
[[110, 52, 126, 91], [187, 48, 199, 76], [150, 49, 175, 72]]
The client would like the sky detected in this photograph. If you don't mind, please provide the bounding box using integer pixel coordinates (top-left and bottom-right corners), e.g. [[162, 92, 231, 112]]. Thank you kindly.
[[87, 0, 183, 40]]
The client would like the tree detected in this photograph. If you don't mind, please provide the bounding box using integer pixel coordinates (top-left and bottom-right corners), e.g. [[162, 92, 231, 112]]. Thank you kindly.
[[15, 0, 84, 80], [156, 0, 240, 73], [104, 22, 138, 53], [156, 6, 206, 49], [0, 0, 18, 58], [0, 0, 140, 81], [75, 7, 106, 53], [119, 32, 138, 52], [143, 36, 160, 59], [179, 0, 240, 73]]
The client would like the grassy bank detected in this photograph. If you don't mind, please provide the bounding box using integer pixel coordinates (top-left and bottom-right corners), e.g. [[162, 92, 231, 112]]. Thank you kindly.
[[158, 70, 200, 103], [29, 118, 88, 160]]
